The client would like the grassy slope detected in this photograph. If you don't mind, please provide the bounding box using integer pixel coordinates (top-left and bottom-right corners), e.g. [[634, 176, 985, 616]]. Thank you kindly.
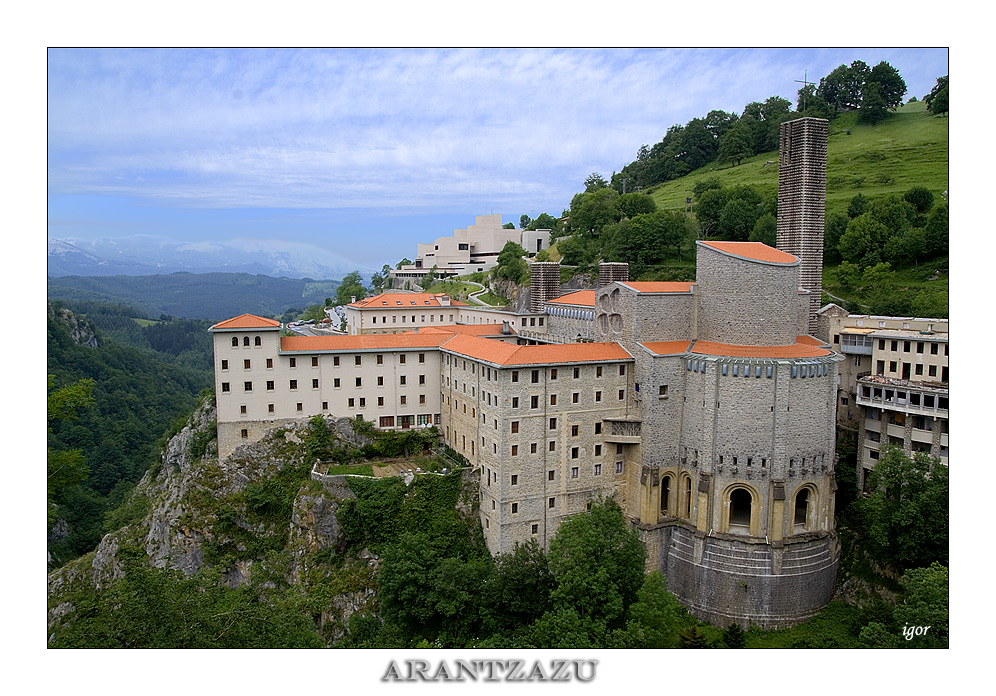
[[648, 101, 948, 217]]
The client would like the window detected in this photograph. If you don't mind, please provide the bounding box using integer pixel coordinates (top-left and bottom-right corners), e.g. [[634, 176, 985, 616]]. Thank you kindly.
[[419, 353, 425, 363], [916, 342, 924, 354], [928, 365, 937, 377], [268, 403, 274, 413], [571, 447, 579, 459], [511, 503, 518, 514], [531, 395, 539, 409], [289, 380, 297, 390], [241, 428, 248, 438], [549, 417, 557, 430], [549, 441, 556, 452], [531, 369, 540, 384], [531, 443, 538, 454], [531, 524, 539, 535], [550, 394, 557, 405], [297, 402, 303, 412], [400, 396, 407, 405], [243, 336, 250, 347], [571, 467, 579, 478], [254, 336, 261, 346], [419, 395, 426, 404], [359, 398, 365, 407], [904, 341, 911, 352], [594, 444, 602, 456], [348, 398, 355, 407], [511, 421, 519, 433], [512, 397, 519, 409], [915, 364, 923, 376], [596, 366, 603, 377], [399, 354, 406, 364], [231, 337, 238, 347], [594, 422, 602, 434], [380, 416, 394, 427], [355, 355, 362, 366], [549, 497, 555, 508], [322, 402, 328, 410], [572, 392, 579, 404], [240, 404, 247, 414], [377, 376, 384, 386], [378, 397, 384, 406], [659, 385, 668, 397], [615, 461, 624, 474], [594, 464, 601, 475], [266, 358, 273, 369], [222, 382, 230, 393], [548, 470, 554, 481], [618, 389, 625, 400], [511, 371, 519, 383], [619, 365, 626, 376], [573, 367, 580, 379], [595, 391, 602, 403], [312, 356, 319, 367], [244, 381, 253, 391], [333, 378, 340, 388], [550, 368, 558, 380], [333, 356, 340, 366], [511, 474, 518, 485], [889, 361, 897, 372], [221, 359, 229, 370], [376, 354, 383, 365], [512, 446, 518, 456], [571, 425, 579, 437], [400, 376, 407, 386], [312, 378, 319, 389], [266, 380, 274, 391], [930, 343, 939, 355]]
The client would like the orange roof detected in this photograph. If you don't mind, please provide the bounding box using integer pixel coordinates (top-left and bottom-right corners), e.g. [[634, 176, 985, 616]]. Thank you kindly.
[[547, 290, 596, 307], [698, 241, 798, 265], [618, 281, 695, 293], [211, 314, 281, 330], [640, 340, 694, 355], [280, 333, 451, 352], [406, 324, 517, 336], [796, 335, 827, 347], [690, 340, 831, 358], [441, 334, 632, 366], [349, 293, 467, 308]]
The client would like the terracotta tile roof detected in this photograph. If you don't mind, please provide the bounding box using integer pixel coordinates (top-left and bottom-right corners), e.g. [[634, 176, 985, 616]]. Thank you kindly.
[[210, 314, 281, 330], [690, 340, 831, 358], [441, 334, 632, 366], [698, 241, 798, 265], [280, 333, 451, 352], [618, 281, 695, 293], [349, 293, 467, 308], [796, 335, 828, 347], [640, 340, 694, 355], [547, 290, 596, 307], [404, 324, 516, 336]]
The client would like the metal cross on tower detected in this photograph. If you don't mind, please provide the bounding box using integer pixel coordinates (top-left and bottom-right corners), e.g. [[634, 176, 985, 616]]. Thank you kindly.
[[795, 70, 815, 111]]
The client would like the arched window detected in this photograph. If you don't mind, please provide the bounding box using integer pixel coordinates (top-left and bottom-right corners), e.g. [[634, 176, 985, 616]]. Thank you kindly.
[[683, 476, 692, 518], [231, 336, 239, 347], [243, 336, 250, 346], [794, 488, 811, 530], [254, 336, 261, 346], [728, 488, 752, 534], [661, 475, 672, 515]]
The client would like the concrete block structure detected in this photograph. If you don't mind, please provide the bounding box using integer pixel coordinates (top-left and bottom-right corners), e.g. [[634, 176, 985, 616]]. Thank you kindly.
[[777, 117, 828, 335]]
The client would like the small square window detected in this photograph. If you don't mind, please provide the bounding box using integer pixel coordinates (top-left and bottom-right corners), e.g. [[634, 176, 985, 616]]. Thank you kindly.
[[615, 461, 624, 474], [221, 382, 230, 393], [266, 358, 273, 369], [511, 474, 518, 485], [550, 394, 557, 405], [334, 378, 340, 388], [240, 404, 247, 414], [573, 367, 580, 379], [511, 370, 519, 383], [312, 378, 319, 389], [548, 470, 554, 481], [571, 447, 579, 459], [266, 380, 274, 391], [572, 392, 579, 404], [512, 397, 519, 408], [531, 524, 538, 535], [594, 422, 602, 434], [549, 441, 556, 452], [512, 445, 518, 456], [549, 417, 557, 429], [594, 444, 602, 456], [511, 503, 518, 514], [312, 356, 319, 367], [289, 357, 297, 368], [240, 428, 248, 439], [594, 464, 601, 475], [244, 381, 253, 391], [571, 425, 579, 437], [571, 467, 579, 478], [595, 391, 602, 402], [531, 443, 538, 454], [289, 379, 297, 390], [296, 402, 303, 412], [549, 497, 555, 508], [355, 355, 362, 366], [221, 359, 229, 370], [268, 403, 274, 413], [348, 398, 355, 407]]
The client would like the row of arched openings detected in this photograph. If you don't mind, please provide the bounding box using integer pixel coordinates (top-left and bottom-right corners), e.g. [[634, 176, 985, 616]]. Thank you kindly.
[[232, 335, 262, 347]]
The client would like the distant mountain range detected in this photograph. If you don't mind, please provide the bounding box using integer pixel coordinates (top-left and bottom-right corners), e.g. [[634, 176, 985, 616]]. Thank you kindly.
[[48, 235, 374, 280]]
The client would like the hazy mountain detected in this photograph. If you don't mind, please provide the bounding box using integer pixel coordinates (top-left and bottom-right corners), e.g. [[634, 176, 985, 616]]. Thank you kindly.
[[48, 234, 374, 279]]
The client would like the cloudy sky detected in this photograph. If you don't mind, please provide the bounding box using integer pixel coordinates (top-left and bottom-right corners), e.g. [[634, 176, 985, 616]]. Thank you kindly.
[[48, 48, 949, 269]]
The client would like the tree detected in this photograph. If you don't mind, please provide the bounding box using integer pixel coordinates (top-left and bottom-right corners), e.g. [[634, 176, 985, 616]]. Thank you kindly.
[[925, 75, 948, 115], [493, 241, 529, 285], [624, 571, 689, 648], [824, 212, 850, 265], [519, 214, 531, 229], [584, 172, 609, 192], [854, 447, 948, 571], [568, 187, 621, 237], [867, 61, 907, 110], [718, 198, 760, 241], [858, 81, 890, 124], [48, 376, 95, 524], [502, 222, 515, 229], [694, 187, 730, 236], [848, 193, 869, 218], [859, 563, 948, 648], [395, 257, 412, 270], [721, 622, 748, 648], [750, 213, 777, 247], [903, 186, 935, 214], [547, 499, 646, 628], [487, 540, 555, 631], [334, 271, 367, 305], [924, 204, 948, 257], [617, 192, 657, 219], [717, 121, 754, 166], [839, 213, 889, 267]]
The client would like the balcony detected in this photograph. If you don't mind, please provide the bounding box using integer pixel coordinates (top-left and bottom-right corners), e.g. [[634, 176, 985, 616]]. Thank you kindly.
[[840, 333, 874, 356], [856, 375, 948, 418], [603, 418, 641, 444]]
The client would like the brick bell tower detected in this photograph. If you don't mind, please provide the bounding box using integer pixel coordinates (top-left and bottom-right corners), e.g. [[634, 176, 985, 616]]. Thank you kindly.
[[776, 117, 829, 336]]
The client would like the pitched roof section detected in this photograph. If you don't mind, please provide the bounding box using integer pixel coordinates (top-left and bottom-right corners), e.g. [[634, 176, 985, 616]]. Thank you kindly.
[[690, 340, 831, 358], [698, 241, 798, 265], [280, 333, 451, 352], [441, 334, 632, 366], [547, 290, 596, 307], [406, 324, 516, 336], [210, 314, 281, 330], [641, 338, 832, 358], [349, 293, 468, 308], [618, 281, 695, 294], [640, 340, 694, 356]]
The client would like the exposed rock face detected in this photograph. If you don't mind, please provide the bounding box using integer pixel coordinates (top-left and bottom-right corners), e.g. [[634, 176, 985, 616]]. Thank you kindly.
[[50, 305, 98, 348]]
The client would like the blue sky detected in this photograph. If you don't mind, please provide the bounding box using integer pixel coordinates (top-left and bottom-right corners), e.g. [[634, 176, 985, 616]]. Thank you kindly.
[[48, 48, 949, 270]]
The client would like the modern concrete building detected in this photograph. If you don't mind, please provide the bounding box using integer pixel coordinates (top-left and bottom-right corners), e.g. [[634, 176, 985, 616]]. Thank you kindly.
[[821, 308, 949, 490]]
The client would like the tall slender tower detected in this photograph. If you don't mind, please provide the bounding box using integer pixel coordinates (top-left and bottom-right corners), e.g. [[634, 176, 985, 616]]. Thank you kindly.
[[776, 117, 828, 336]]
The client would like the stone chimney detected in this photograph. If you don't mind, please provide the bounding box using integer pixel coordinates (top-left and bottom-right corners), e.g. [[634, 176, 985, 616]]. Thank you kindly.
[[598, 262, 629, 288], [529, 262, 560, 313]]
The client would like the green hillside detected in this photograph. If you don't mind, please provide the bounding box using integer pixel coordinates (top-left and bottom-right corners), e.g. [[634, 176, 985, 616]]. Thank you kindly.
[[648, 101, 948, 217]]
